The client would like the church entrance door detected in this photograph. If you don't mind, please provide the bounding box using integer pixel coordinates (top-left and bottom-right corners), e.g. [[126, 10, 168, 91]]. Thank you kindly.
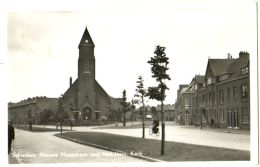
[[82, 107, 92, 120]]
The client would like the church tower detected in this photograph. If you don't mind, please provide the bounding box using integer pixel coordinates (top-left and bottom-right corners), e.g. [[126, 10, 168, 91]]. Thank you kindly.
[[77, 26, 96, 119]]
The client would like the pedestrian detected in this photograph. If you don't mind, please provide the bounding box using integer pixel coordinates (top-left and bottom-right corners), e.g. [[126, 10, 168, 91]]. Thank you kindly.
[[8, 120, 15, 154], [152, 120, 159, 134], [210, 118, 215, 128], [69, 120, 73, 131]]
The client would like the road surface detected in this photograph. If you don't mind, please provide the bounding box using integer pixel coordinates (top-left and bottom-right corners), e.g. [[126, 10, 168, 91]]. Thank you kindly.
[[9, 129, 145, 164]]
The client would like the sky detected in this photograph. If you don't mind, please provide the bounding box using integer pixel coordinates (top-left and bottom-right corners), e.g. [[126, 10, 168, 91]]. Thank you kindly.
[[5, 0, 257, 106]]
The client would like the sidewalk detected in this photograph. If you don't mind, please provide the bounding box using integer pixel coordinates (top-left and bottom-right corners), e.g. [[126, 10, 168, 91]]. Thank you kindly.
[[180, 126, 250, 135]]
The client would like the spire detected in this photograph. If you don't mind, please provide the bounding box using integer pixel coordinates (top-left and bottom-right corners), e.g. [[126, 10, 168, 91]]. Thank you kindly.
[[78, 26, 95, 48]]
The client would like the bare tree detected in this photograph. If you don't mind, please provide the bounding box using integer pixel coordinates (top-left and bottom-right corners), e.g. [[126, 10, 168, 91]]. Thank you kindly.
[[134, 76, 147, 138]]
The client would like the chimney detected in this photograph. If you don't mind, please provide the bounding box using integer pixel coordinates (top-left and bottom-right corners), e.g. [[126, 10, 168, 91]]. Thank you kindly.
[[227, 53, 231, 59], [239, 51, 249, 58], [69, 77, 72, 87]]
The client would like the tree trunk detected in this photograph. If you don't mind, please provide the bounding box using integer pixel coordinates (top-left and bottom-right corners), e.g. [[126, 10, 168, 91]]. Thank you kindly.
[[161, 101, 165, 155], [29, 121, 32, 130], [60, 121, 63, 134], [132, 109, 134, 126], [200, 109, 203, 129], [123, 112, 126, 126]]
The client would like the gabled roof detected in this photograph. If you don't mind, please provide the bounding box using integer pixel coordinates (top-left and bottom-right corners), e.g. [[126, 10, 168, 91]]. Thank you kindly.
[[228, 53, 249, 80], [195, 75, 205, 84], [207, 59, 236, 76], [78, 26, 95, 48], [205, 52, 249, 82], [63, 79, 78, 97], [95, 80, 110, 99]]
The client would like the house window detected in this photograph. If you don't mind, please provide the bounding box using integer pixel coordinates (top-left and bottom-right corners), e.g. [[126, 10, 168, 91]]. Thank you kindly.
[[227, 87, 230, 102], [219, 89, 224, 104], [208, 92, 212, 105], [202, 95, 205, 105], [242, 108, 249, 124], [195, 84, 198, 90], [219, 74, 228, 81], [241, 66, 249, 75], [184, 98, 189, 108], [222, 109, 225, 123], [233, 86, 237, 101], [83, 59, 91, 73], [207, 77, 212, 85], [241, 84, 248, 100]]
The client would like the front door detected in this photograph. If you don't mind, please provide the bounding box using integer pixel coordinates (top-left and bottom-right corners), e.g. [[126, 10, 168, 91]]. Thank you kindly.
[[227, 109, 239, 128], [185, 111, 189, 125]]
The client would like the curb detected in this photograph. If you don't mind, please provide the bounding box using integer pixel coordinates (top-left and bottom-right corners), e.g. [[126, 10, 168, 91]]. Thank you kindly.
[[181, 126, 250, 135], [55, 134, 163, 162], [201, 129, 250, 135]]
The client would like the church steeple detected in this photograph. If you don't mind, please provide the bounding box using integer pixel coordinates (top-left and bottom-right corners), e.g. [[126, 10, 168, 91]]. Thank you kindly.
[[78, 26, 95, 48], [78, 25, 96, 113]]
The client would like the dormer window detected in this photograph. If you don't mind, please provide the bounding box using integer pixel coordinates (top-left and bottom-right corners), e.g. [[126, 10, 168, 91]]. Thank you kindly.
[[219, 74, 228, 81], [241, 66, 248, 75], [85, 39, 89, 43]]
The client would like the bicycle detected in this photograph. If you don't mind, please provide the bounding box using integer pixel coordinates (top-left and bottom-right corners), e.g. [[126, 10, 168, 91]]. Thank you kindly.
[[149, 126, 160, 136]]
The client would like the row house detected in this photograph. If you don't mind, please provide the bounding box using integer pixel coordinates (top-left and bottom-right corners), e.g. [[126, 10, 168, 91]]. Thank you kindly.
[[175, 52, 250, 129], [175, 76, 204, 125], [8, 96, 59, 125], [132, 104, 175, 122], [155, 104, 175, 121]]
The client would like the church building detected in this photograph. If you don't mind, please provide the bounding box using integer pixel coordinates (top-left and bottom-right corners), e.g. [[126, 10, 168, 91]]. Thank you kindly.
[[61, 26, 122, 124]]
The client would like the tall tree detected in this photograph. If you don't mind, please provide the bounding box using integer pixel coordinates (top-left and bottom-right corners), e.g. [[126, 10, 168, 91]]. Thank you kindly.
[[120, 90, 130, 126], [147, 45, 171, 155], [134, 76, 147, 138]]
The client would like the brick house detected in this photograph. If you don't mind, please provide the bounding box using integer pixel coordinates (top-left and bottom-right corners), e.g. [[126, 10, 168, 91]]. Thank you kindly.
[[175, 52, 250, 129], [8, 97, 58, 125], [175, 76, 204, 125]]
